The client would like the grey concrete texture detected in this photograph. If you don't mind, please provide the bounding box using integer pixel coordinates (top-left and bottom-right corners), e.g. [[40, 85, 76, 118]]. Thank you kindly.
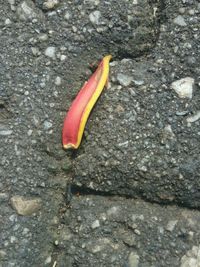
[[73, 0, 200, 209], [0, 0, 200, 266], [58, 194, 200, 267]]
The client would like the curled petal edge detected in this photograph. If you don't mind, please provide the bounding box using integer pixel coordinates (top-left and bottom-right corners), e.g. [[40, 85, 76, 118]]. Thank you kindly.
[[62, 55, 112, 149]]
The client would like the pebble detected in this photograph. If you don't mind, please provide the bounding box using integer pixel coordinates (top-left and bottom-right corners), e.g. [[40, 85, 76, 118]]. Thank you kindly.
[[43, 0, 59, 10], [44, 46, 56, 59], [176, 111, 189, 116], [11, 196, 41, 216], [45, 256, 52, 265], [54, 240, 59, 246], [55, 76, 61, 86], [188, 9, 195, 15], [166, 220, 178, 232], [117, 73, 132, 87], [133, 80, 144, 86], [163, 124, 175, 139], [171, 77, 194, 99], [8, 0, 16, 11], [38, 34, 48, 42], [0, 129, 13, 136], [186, 111, 200, 123], [179, 8, 185, 14], [64, 11, 71, 20], [16, 0, 44, 21], [10, 236, 17, 243], [72, 26, 77, 33], [43, 120, 53, 130], [128, 252, 140, 267], [91, 220, 100, 229], [89, 10, 101, 25], [173, 15, 187, 26], [85, 0, 100, 4], [27, 129, 33, 136], [31, 47, 40, 56], [5, 18, 12, 25], [134, 229, 141, 235], [181, 246, 200, 267], [0, 250, 7, 259], [60, 55, 67, 61]]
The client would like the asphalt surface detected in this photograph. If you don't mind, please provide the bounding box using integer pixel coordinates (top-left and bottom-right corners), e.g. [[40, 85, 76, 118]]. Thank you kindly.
[[0, 0, 200, 267]]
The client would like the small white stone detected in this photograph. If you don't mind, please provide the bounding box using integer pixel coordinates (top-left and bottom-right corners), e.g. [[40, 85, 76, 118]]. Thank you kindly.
[[10, 236, 17, 243], [16, 0, 44, 21], [179, 8, 185, 14], [186, 111, 200, 123], [138, 165, 147, 172], [43, 0, 59, 10], [173, 15, 187, 26], [171, 77, 194, 99], [85, 0, 100, 4], [44, 46, 56, 59], [54, 240, 59, 246], [188, 9, 195, 15], [91, 219, 100, 229], [72, 26, 77, 32], [45, 256, 52, 265], [89, 10, 101, 25], [133, 79, 144, 86], [55, 76, 61, 86], [49, 103, 55, 108], [128, 252, 140, 267], [181, 246, 200, 267], [5, 18, 12, 25], [166, 220, 178, 232], [117, 73, 132, 87], [11, 196, 41, 216], [134, 229, 141, 235], [163, 124, 175, 138], [22, 228, 30, 235], [27, 129, 33, 136], [38, 33, 48, 42], [64, 11, 71, 20], [31, 47, 40, 56], [0, 129, 13, 136], [60, 54, 67, 61], [43, 121, 52, 130]]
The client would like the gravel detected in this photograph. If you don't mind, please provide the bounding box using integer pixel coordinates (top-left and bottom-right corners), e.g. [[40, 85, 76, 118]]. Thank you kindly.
[[16, 0, 44, 21], [181, 246, 200, 267], [44, 46, 56, 59], [116, 73, 133, 87], [10, 196, 41, 216], [173, 15, 187, 26], [171, 77, 194, 99]]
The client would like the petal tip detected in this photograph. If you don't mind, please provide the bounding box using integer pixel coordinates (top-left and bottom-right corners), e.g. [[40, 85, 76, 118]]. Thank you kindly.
[[63, 143, 77, 150]]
